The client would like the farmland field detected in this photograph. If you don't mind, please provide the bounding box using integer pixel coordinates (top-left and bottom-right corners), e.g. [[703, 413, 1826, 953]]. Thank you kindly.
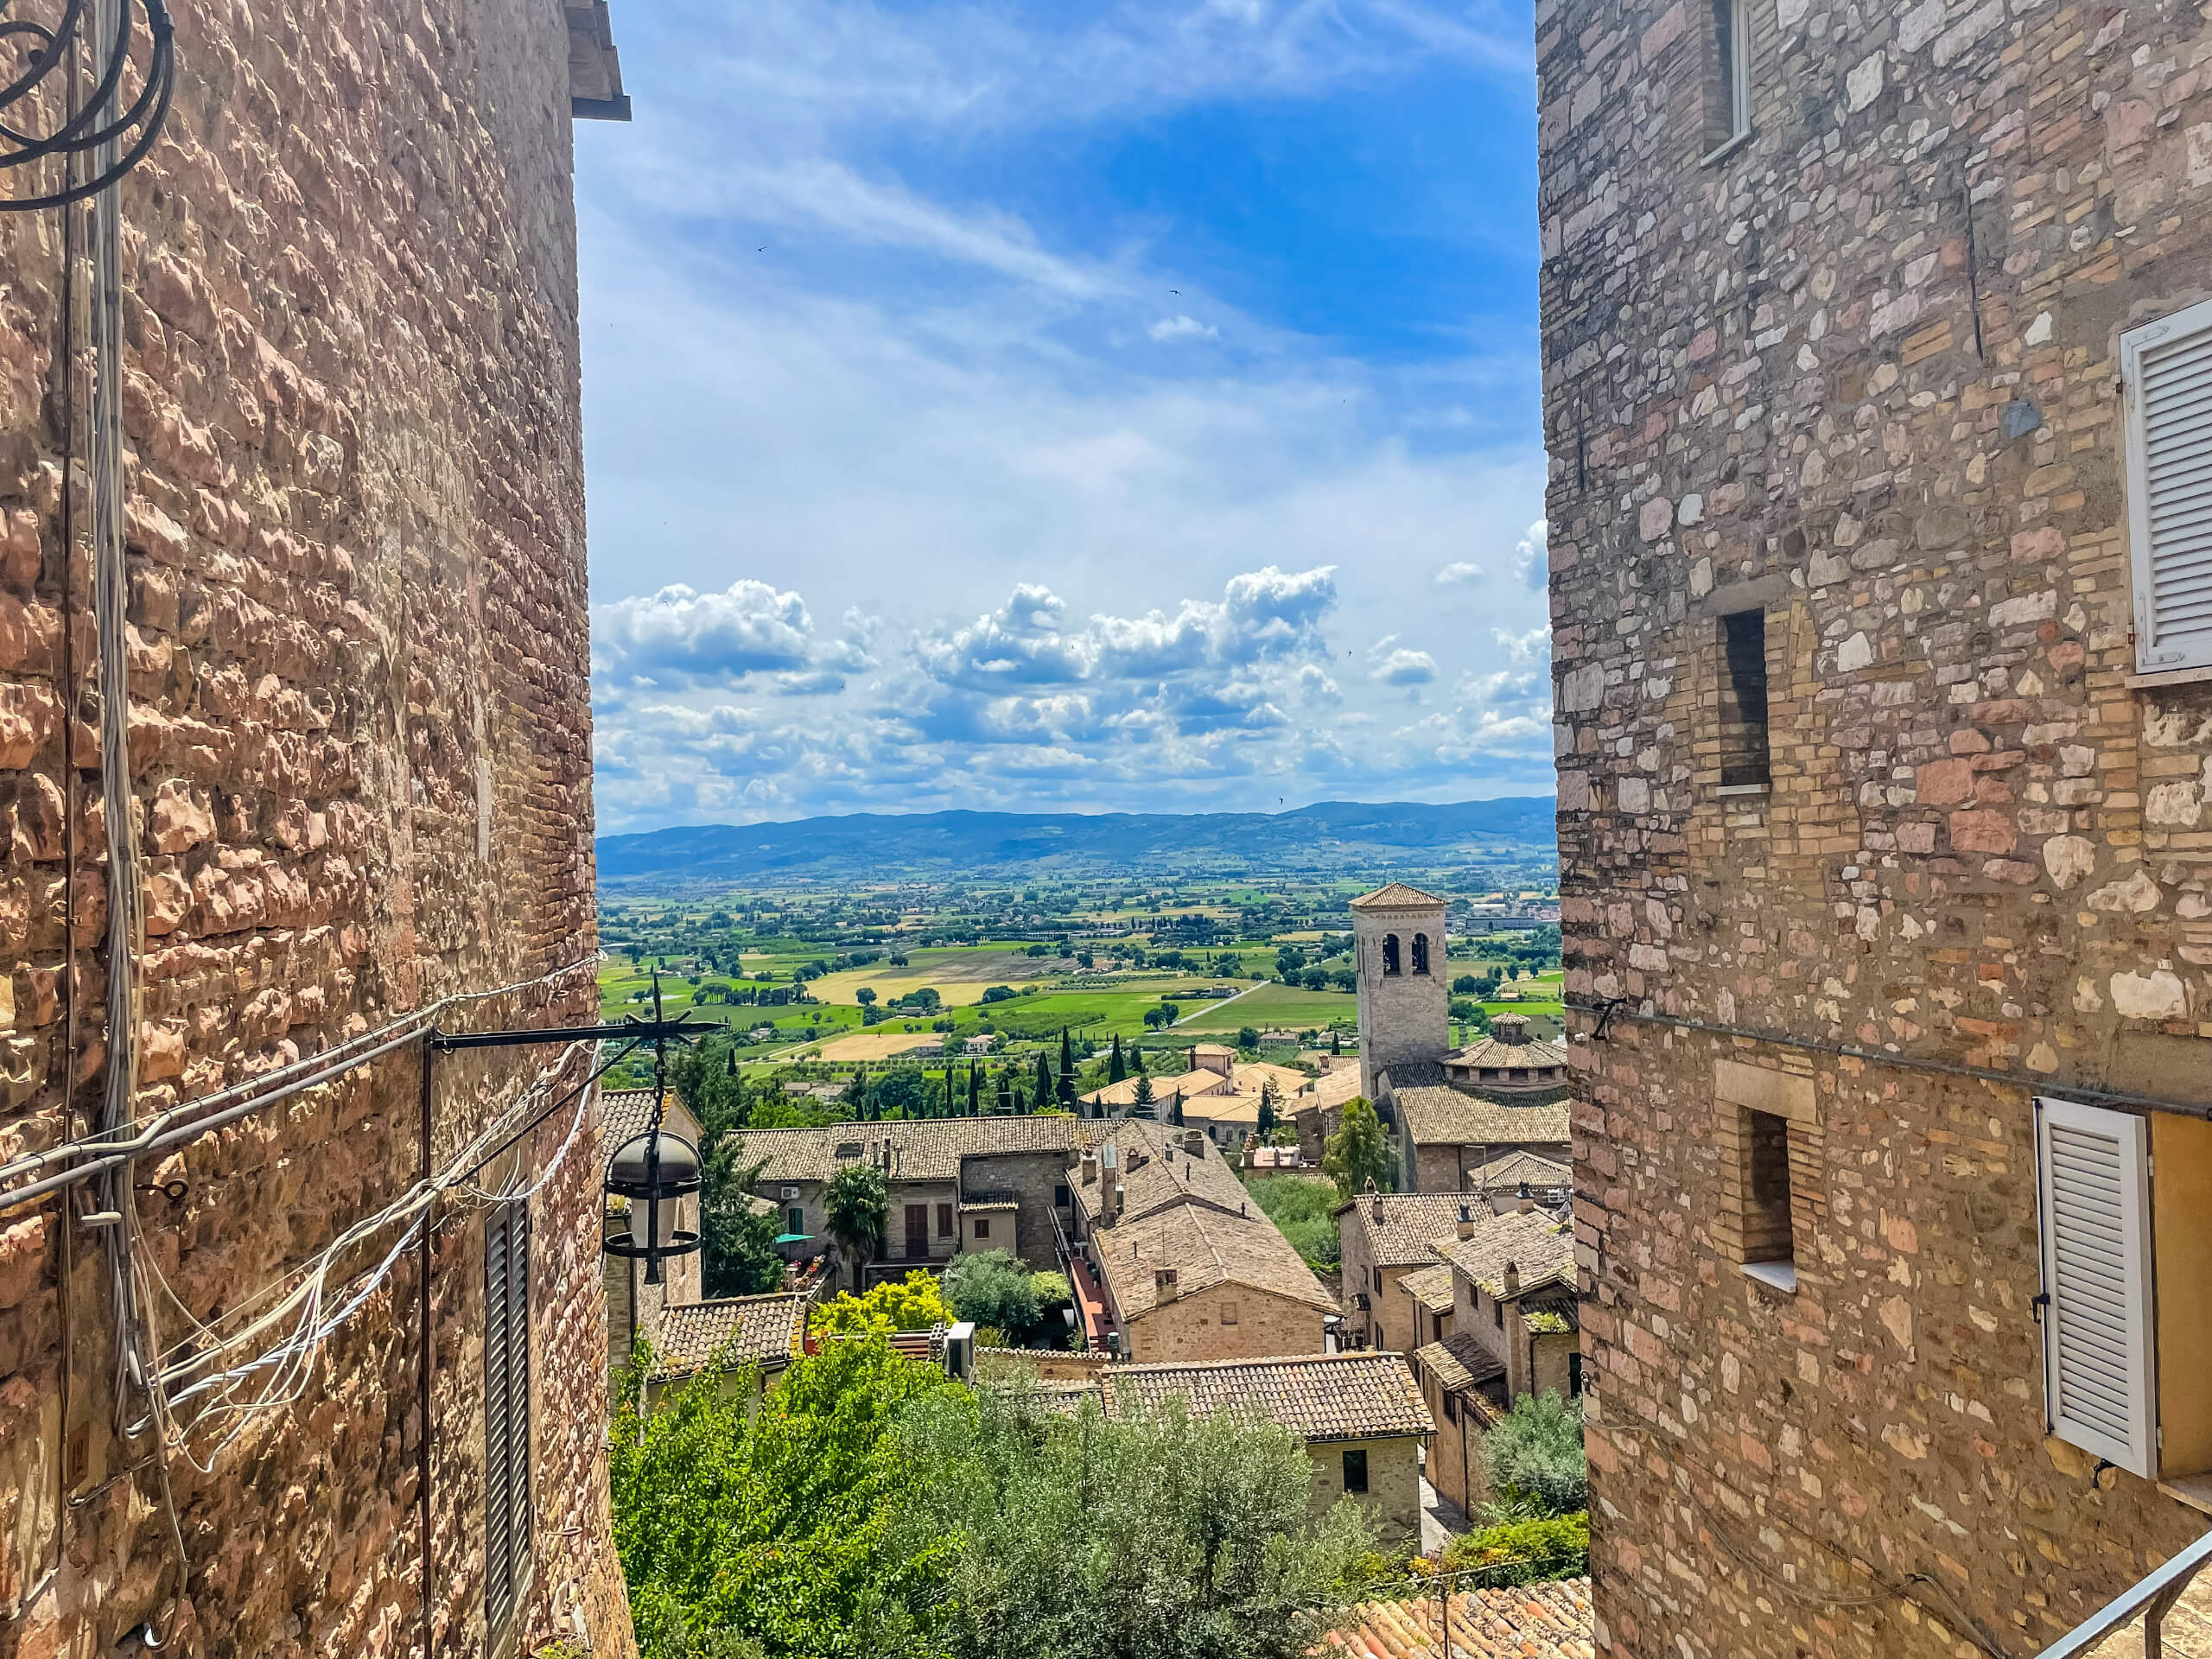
[[1173, 982, 1355, 1033]]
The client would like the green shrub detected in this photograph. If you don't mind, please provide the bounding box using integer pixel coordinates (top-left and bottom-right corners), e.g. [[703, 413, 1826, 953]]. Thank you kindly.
[[1245, 1177, 1343, 1270], [944, 1249, 1041, 1334], [1440, 1513, 1589, 1585], [1479, 1390, 1586, 1516]]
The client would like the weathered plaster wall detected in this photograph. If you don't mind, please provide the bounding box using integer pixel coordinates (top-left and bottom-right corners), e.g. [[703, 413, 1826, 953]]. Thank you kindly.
[[0, 0, 626, 1653], [1541, 0, 2212, 1644]]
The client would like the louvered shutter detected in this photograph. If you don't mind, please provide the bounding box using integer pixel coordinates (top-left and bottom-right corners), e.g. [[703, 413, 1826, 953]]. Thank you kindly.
[[483, 1199, 533, 1632], [2126, 297, 2212, 672], [2036, 1097, 2156, 1478]]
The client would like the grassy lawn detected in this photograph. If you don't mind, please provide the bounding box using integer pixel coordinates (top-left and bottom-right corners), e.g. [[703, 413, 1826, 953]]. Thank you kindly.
[[1173, 982, 1356, 1033]]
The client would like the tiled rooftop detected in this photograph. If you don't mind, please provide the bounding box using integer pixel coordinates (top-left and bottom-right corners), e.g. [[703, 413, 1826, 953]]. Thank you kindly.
[[1397, 1262, 1458, 1314], [1469, 1149, 1573, 1192], [1413, 1332, 1506, 1395], [1322, 1579, 1595, 1658], [597, 1087, 702, 1171], [1395, 1086, 1573, 1151], [1081, 1067, 1224, 1109], [734, 1115, 1079, 1184], [649, 1293, 809, 1381], [1447, 1029, 1571, 1071], [1350, 882, 1447, 910], [1440, 1210, 1577, 1300], [1103, 1351, 1434, 1443], [1338, 1192, 1484, 1269]]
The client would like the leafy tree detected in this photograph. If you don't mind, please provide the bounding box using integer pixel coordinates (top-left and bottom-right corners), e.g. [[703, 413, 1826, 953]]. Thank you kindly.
[[868, 1069, 931, 1121], [843, 1065, 870, 1116], [943, 1249, 1041, 1334], [1439, 1512, 1589, 1584], [1480, 1390, 1587, 1517], [699, 1138, 785, 1298], [1236, 1026, 1261, 1051], [611, 1338, 966, 1659], [1256, 1080, 1278, 1140], [823, 1163, 888, 1285], [980, 985, 1016, 1004], [855, 988, 878, 1007], [1451, 974, 1480, 995], [811, 1270, 952, 1336], [1244, 1176, 1341, 1271], [1142, 1006, 1173, 1030], [893, 1385, 1380, 1659], [1131, 1073, 1155, 1115], [1321, 1098, 1390, 1201]]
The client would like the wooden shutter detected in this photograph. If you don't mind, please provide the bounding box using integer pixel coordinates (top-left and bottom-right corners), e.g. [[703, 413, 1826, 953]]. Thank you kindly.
[[2125, 297, 2212, 672], [484, 1199, 534, 1632], [2036, 1097, 2156, 1478]]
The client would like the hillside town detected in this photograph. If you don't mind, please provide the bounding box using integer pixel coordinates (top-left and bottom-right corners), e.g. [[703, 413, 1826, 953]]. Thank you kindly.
[[0, 0, 2203, 1655]]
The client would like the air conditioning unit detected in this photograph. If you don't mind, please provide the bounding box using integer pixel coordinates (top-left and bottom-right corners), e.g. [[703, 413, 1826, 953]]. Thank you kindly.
[[779, 1185, 800, 1201]]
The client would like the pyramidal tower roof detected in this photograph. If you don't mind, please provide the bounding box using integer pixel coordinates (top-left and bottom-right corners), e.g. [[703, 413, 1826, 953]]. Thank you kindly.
[[1350, 882, 1446, 910]]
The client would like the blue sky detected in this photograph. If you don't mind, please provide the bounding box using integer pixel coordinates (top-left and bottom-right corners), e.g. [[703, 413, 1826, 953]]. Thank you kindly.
[[574, 0, 1548, 835]]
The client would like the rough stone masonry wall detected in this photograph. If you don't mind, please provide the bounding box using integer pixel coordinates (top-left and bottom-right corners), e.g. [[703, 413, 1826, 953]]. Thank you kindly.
[[1540, 0, 2212, 1647], [0, 0, 627, 1655]]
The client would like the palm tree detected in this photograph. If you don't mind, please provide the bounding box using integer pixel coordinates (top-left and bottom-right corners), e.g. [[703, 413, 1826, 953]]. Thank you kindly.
[[823, 1162, 888, 1289]]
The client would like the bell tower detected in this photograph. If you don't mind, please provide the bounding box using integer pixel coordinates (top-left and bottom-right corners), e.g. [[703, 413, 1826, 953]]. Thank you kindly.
[[1351, 882, 1451, 1101]]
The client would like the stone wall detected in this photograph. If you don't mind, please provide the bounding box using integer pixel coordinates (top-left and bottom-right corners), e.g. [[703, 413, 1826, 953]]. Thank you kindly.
[[1353, 898, 1450, 1099], [1126, 1286, 1327, 1363], [1540, 0, 2212, 1643], [0, 0, 629, 1653], [1305, 1435, 1426, 1543]]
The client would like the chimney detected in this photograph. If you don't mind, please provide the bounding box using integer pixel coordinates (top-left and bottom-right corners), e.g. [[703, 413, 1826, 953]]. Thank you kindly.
[[1518, 1192, 1537, 1214], [1182, 1128, 1205, 1157], [1154, 1268, 1179, 1303], [1080, 1149, 1099, 1185], [1457, 1204, 1476, 1241], [1503, 1260, 1521, 1298], [1100, 1142, 1122, 1224], [1367, 1178, 1382, 1224]]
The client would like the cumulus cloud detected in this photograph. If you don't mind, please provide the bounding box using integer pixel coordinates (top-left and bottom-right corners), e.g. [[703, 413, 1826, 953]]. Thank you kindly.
[[1514, 519, 1548, 591], [1493, 625, 1549, 666], [1372, 647, 1439, 686], [1149, 315, 1220, 341], [594, 581, 818, 686], [1433, 561, 1484, 587]]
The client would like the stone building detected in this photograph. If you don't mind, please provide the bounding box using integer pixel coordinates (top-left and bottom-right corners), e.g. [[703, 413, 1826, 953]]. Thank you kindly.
[[599, 1089, 705, 1383], [1351, 883, 1452, 1104], [639, 1292, 809, 1409], [0, 3, 639, 1656], [1098, 1351, 1436, 1541], [736, 1116, 1079, 1285], [1539, 0, 2212, 1642], [1334, 1190, 1478, 1353], [1067, 1119, 1335, 1362]]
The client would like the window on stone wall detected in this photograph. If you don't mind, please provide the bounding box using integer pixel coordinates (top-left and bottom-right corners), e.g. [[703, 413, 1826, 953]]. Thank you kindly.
[[1412, 933, 1430, 976], [1718, 608, 1771, 789], [1220, 1302, 1239, 1325], [1705, 0, 1751, 154], [785, 1205, 804, 1236], [1342, 1448, 1369, 1493], [2120, 298, 2212, 674], [1739, 1108, 1796, 1285], [1382, 934, 1402, 976], [484, 1198, 533, 1637]]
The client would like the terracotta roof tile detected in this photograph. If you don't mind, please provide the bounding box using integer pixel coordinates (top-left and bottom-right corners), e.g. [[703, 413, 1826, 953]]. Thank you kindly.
[[1395, 1087, 1572, 1151], [1338, 1193, 1484, 1268], [734, 1115, 1079, 1185], [1350, 883, 1447, 910], [1104, 1351, 1434, 1442], [1447, 1030, 1572, 1071], [1412, 1331, 1506, 1394], [1397, 1262, 1458, 1314], [1440, 1210, 1577, 1300], [1470, 1150, 1573, 1192], [649, 1293, 808, 1381], [1322, 1579, 1594, 1658]]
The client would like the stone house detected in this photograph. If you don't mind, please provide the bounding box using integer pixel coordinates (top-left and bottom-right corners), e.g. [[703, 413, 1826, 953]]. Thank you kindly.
[[737, 1116, 1079, 1287], [1099, 1351, 1436, 1541], [1334, 1190, 1480, 1354], [639, 1292, 809, 1410], [1409, 1208, 1581, 1516], [0, 3, 639, 1656], [1541, 0, 2212, 1638], [1067, 1120, 1335, 1362], [1394, 1090, 1574, 1195], [599, 1088, 706, 1383]]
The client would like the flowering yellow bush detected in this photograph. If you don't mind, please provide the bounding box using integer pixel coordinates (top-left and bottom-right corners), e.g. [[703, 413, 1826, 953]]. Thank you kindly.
[[808, 1269, 951, 1335]]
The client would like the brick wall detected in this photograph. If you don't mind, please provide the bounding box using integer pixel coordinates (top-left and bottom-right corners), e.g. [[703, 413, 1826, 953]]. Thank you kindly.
[[1541, 0, 2212, 1643], [1126, 1286, 1327, 1363], [0, 0, 629, 1653], [1305, 1435, 1426, 1543], [1354, 899, 1450, 1099]]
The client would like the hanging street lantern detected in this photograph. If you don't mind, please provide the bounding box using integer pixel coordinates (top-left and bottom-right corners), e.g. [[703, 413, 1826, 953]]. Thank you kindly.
[[601, 969, 703, 1286]]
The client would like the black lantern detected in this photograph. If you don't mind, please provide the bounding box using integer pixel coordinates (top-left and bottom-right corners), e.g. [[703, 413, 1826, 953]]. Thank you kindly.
[[601, 969, 702, 1285], [604, 1126, 701, 1286]]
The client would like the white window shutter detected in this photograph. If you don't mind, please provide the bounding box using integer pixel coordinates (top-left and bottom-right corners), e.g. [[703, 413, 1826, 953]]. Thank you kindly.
[[2036, 1097, 2156, 1478], [2125, 297, 2212, 672]]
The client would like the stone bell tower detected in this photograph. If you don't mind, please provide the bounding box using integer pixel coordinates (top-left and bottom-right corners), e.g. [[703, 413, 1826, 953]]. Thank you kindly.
[[1350, 882, 1450, 1101]]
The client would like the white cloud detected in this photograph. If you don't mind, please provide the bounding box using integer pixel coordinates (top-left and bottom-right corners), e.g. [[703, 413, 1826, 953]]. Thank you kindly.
[[1514, 518, 1548, 591], [1149, 314, 1220, 341], [1433, 560, 1484, 587], [594, 581, 819, 686], [1373, 647, 1439, 686]]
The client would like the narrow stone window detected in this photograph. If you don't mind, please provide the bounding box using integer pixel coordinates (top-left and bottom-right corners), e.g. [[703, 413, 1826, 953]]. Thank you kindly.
[[1382, 933, 1402, 976], [1743, 1108, 1796, 1273], [1220, 1301, 1239, 1326], [1707, 0, 1751, 152], [1342, 1447, 1369, 1494], [1718, 608, 1771, 788], [1411, 933, 1431, 976], [936, 1202, 954, 1236]]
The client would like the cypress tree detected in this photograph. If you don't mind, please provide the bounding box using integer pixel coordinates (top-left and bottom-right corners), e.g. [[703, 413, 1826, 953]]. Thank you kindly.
[[1108, 1033, 1126, 1084], [1170, 1090, 1185, 1127], [1059, 1027, 1074, 1079], [1033, 1050, 1053, 1112], [1332, 1029, 1343, 1056], [995, 1070, 1014, 1115], [968, 1063, 981, 1116], [943, 1066, 956, 1119]]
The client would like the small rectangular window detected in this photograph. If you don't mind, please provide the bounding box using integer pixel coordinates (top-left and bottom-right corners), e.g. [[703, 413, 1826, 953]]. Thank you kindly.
[[485, 1199, 532, 1635], [1744, 1108, 1796, 1268], [1342, 1448, 1369, 1494], [1220, 1302, 1239, 1326], [1707, 0, 1751, 150], [1055, 1183, 1071, 1207], [974, 1217, 991, 1240], [2121, 298, 2212, 673], [1493, 1296, 1503, 1331], [1719, 608, 1771, 788], [936, 1203, 954, 1236], [1444, 1393, 1459, 1424], [785, 1205, 804, 1236]]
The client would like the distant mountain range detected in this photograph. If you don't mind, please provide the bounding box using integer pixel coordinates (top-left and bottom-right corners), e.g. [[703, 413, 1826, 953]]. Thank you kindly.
[[595, 798, 1557, 891]]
